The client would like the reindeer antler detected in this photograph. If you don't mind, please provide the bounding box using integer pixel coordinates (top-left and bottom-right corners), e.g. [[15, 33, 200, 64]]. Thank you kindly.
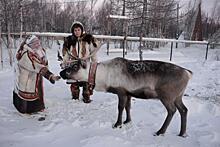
[[67, 50, 79, 60], [81, 42, 104, 60], [60, 41, 104, 69]]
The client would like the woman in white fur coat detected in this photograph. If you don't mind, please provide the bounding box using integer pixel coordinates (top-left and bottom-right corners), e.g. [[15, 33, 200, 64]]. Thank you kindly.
[[13, 35, 60, 114]]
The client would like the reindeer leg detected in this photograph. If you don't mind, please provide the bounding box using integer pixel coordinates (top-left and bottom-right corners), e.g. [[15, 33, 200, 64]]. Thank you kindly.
[[155, 99, 176, 136], [123, 95, 131, 124], [175, 97, 188, 137], [113, 92, 127, 128]]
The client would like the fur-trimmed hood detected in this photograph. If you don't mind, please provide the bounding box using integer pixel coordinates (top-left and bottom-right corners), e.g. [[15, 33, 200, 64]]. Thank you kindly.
[[70, 21, 84, 36]]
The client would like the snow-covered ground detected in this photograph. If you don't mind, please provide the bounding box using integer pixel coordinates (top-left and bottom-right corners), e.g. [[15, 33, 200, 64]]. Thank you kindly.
[[0, 41, 220, 147]]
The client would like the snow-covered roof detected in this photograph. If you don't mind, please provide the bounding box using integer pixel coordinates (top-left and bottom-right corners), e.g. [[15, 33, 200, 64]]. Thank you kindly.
[[107, 15, 130, 20]]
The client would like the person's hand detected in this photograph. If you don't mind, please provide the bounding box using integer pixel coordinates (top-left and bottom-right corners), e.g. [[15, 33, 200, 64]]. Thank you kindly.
[[50, 75, 61, 84]]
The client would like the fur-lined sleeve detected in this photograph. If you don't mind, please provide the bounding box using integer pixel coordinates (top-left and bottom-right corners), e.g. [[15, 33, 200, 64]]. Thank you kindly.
[[39, 67, 56, 84]]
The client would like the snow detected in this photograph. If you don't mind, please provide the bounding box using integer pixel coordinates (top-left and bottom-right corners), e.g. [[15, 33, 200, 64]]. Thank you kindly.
[[0, 41, 220, 147]]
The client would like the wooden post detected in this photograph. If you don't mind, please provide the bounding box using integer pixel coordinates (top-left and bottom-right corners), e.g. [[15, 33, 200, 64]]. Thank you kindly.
[[123, 36, 126, 58], [20, 0, 23, 42], [107, 17, 110, 55], [139, 33, 143, 61], [170, 42, 173, 61], [205, 43, 209, 60], [122, 20, 128, 58], [7, 25, 13, 66], [125, 19, 128, 55], [176, 4, 179, 48], [90, 0, 94, 33]]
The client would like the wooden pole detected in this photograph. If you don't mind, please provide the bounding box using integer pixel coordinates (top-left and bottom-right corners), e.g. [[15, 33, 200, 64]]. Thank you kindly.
[[205, 43, 209, 60], [90, 0, 94, 33], [176, 4, 179, 48], [139, 32, 143, 61], [122, 19, 128, 58], [20, 0, 23, 41], [123, 36, 126, 58], [107, 17, 111, 55], [125, 19, 128, 55], [7, 25, 13, 66], [170, 42, 173, 61]]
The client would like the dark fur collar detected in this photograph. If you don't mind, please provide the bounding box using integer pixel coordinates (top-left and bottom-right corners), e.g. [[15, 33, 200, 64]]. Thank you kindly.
[[66, 33, 96, 47]]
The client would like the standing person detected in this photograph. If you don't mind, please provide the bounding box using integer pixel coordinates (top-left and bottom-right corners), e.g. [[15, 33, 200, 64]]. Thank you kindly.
[[13, 35, 60, 114], [62, 21, 99, 103]]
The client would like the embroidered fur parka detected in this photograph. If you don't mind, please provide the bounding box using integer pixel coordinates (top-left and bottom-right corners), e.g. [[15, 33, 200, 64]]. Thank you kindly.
[[14, 43, 56, 101]]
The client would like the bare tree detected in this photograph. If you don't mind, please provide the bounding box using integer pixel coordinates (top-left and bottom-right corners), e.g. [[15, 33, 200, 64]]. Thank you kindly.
[[19, 0, 23, 40], [0, 20, 3, 69], [96, 0, 114, 35]]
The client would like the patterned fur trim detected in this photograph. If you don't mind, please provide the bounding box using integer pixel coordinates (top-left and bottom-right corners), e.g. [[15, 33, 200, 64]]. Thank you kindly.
[[18, 90, 39, 101], [40, 67, 52, 79]]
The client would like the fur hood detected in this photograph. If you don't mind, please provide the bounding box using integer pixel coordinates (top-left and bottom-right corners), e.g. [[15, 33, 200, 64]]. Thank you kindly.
[[70, 21, 84, 36]]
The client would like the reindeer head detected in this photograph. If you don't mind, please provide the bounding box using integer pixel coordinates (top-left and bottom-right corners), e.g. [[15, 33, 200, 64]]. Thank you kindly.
[[59, 59, 88, 81], [58, 38, 102, 81]]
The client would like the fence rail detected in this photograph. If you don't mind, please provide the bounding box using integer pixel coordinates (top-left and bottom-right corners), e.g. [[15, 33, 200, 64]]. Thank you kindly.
[[1, 32, 220, 61], [2, 32, 211, 44]]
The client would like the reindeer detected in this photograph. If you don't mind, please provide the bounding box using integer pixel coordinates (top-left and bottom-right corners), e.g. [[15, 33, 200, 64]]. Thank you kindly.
[[59, 55, 192, 137]]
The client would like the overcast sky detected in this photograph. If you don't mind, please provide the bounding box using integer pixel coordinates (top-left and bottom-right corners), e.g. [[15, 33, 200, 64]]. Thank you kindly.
[[181, 0, 219, 15], [95, 0, 219, 16]]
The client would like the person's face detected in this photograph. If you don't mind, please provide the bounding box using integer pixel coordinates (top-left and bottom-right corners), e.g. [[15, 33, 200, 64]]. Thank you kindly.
[[74, 27, 82, 38], [30, 38, 41, 50]]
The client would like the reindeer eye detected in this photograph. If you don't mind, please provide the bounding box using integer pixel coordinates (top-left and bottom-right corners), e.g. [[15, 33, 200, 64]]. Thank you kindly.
[[71, 64, 79, 71]]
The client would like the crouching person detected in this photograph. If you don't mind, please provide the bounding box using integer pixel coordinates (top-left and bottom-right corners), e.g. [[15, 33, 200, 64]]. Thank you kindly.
[[13, 35, 60, 114]]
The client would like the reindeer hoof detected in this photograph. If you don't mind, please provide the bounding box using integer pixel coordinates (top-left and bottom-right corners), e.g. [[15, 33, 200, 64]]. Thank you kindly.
[[112, 122, 122, 128], [123, 119, 131, 124], [154, 130, 165, 136], [178, 133, 188, 138]]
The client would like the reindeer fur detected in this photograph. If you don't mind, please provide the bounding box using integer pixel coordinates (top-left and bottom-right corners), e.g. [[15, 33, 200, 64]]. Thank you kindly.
[[60, 57, 192, 137]]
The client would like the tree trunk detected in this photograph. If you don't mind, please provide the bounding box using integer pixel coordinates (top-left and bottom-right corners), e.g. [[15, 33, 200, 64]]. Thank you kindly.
[[7, 25, 13, 66], [0, 22, 3, 69]]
